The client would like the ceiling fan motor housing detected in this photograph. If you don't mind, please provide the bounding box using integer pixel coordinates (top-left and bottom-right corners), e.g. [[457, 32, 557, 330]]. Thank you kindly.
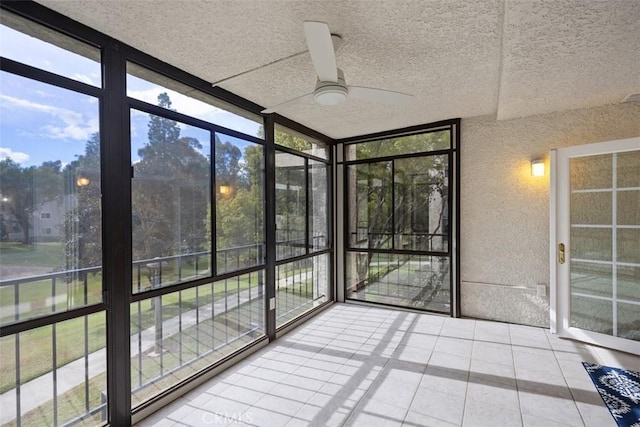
[[314, 69, 348, 105]]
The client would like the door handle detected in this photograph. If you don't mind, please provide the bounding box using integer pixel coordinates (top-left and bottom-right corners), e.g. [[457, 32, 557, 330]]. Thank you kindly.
[[558, 243, 566, 264]]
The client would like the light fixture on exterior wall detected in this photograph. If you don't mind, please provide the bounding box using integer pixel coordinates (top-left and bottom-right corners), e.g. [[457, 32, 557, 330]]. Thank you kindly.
[[219, 185, 231, 195], [531, 160, 545, 177], [76, 177, 90, 187]]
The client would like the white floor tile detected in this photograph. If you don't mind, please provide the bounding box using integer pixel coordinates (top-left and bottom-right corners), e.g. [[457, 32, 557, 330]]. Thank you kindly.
[[434, 336, 473, 358], [465, 380, 520, 409], [462, 400, 523, 427], [402, 410, 458, 427], [133, 304, 639, 427], [408, 386, 465, 425], [243, 406, 292, 427], [518, 390, 582, 426]]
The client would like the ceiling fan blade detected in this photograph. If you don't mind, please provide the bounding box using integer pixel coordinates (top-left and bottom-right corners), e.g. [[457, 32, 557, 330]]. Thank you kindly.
[[261, 93, 314, 114], [348, 86, 414, 104], [304, 21, 338, 83]]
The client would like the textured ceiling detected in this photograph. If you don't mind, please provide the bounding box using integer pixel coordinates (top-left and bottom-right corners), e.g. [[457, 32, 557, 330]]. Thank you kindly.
[[36, 0, 640, 139]]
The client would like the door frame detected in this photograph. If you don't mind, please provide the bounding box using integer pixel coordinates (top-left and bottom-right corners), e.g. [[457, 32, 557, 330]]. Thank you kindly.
[[550, 137, 640, 355]]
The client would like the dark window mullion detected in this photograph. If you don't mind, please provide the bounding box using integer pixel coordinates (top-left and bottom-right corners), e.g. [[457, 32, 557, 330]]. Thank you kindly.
[[211, 132, 218, 276], [305, 158, 310, 255], [102, 45, 132, 426], [453, 121, 461, 317], [391, 159, 395, 250], [264, 115, 277, 341], [0, 57, 103, 98]]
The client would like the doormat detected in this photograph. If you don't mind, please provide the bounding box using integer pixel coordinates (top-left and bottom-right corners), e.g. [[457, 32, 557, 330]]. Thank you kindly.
[[582, 362, 640, 427]]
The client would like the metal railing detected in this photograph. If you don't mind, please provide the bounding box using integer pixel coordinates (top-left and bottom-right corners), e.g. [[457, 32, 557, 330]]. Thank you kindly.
[[0, 235, 327, 427], [350, 230, 448, 252]]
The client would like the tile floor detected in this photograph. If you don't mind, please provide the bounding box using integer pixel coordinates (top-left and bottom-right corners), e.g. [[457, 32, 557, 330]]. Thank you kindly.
[[137, 304, 640, 427]]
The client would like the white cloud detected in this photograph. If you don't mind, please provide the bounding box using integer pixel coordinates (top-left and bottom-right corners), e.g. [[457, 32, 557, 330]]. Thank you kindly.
[[73, 73, 98, 86], [34, 90, 56, 99], [0, 147, 30, 163], [127, 88, 225, 122], [0, 94, 98, 141]]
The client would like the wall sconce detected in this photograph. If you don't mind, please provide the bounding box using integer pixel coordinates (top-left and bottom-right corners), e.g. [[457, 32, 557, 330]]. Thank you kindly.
[[76, 177, 90, 187], [219, 185, 230, 195], [531, 160, 545, 177]]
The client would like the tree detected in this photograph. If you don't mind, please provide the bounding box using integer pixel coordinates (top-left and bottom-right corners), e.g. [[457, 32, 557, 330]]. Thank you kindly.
[[347, 132, 450, 309], [62, 132, 102, 270], [207, 141, 264, 260], [215, 138, 242, 189], [0, 213, 7, 240], [132, 93, 209, 260]]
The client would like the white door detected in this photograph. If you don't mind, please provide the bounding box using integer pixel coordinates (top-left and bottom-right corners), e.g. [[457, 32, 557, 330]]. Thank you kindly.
[[551, 137, 640, 355]]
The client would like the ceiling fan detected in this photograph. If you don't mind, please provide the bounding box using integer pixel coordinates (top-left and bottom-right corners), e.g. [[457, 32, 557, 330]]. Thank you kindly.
[[261, 21, 413, 114]]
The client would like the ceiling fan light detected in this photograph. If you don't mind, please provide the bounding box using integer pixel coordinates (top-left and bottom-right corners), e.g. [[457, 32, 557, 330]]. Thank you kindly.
[[314, 86, 348, 106]]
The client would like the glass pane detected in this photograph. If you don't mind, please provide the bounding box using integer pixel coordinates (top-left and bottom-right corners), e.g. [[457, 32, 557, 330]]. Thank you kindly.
[[131, 106, 211, 291], [275, 152, 306, 260], [275, 124, 329, 159], [617, 190, 640, 226], [570, 154, 612, 190], [618, 302, 640, 341], [130, 272, 265, 407], [568, 150, 640, 343], [571, 262, 612, 298], [0, 72, 102, 325], [394, 155, 448, 252], [347, 130, 450, 161], [0, 312, 106, 426], [618, 266, 639, 302], [618, 228, 640, 264], [346, 252, 450, 313], [127, 62, 262, 138], [570, 192, 611, 224], [275, 254, 329, 327], [215, 134, 264, 274], [570, 227, 611, 261], [570, 294, 612, 334], [309, 160, 329, 252], [617, 151, 640, 188], [0, 15, 101, 87], [347, 162, 393, 249]]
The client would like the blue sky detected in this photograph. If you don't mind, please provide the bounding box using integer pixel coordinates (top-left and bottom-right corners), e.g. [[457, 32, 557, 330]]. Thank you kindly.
[[0, 24, 261, 168]]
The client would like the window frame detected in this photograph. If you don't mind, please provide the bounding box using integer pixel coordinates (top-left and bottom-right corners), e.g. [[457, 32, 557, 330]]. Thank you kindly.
[[341, 119, 460, 316]]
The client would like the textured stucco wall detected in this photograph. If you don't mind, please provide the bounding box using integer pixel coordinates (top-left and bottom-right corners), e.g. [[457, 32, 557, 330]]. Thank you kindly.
[[461, 103, 640, 327]]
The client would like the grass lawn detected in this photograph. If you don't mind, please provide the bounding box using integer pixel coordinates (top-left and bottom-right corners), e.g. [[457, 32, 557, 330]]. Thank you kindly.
[[0, 241, 64, 267], [0, 273, 263, 394]]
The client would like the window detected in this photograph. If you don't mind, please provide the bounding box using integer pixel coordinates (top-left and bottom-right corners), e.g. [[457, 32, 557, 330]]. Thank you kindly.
[[131, 108, 211, 291], [0, 5, 334, 425], [128, 72, 267, 405], [344, 124, 458, 314], [215, 133, 264, 275], [131, 272, 264, 407], [274, 123, 329, 159], [0, 11, 104, 426], [273, 125, 331, 327], [127, 62, 262, 138], [0, 69, 102, 321], [276, 151, 306, 260], [1, 13, 101, 87]]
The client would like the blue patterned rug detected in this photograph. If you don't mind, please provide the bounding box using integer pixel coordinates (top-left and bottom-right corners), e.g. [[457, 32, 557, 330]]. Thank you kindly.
[[582, 362, 640, 427]]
